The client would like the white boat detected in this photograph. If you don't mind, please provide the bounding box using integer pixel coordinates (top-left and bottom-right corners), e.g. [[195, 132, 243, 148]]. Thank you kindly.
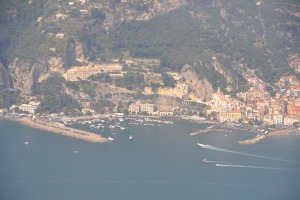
[[129, 135, 133, 140], [25, 141, 29, 145], [207, 125, 214, 129], [108, 137, 114, 141], [197, 143, 213, 149], [109, 125, 115, 129]]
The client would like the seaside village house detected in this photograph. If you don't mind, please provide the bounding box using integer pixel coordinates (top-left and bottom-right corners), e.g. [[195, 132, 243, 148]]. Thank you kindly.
[[128, 101, 156, 115], [128, 101, 176, 116], [218, 110, 243, 122], [17, 102, 40, 114]]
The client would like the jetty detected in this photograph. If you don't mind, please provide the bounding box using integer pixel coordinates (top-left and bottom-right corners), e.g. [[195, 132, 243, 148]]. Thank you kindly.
[[268, 128, 298, 136], [239, 135, 266, 145], [190, 126, 232, 136], [19, 117, 108, 143]]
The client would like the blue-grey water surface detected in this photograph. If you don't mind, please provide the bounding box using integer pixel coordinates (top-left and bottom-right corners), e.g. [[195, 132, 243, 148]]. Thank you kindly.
[[0, 119, 300, 200]]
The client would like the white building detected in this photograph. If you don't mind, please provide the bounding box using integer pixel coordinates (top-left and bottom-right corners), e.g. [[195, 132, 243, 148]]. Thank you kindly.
[[273, 114, 283, 125], [18, 102, 40, 114], [128, 103, 140, 114], [140, 103, 155, 114], [284, 115, 299, 126]]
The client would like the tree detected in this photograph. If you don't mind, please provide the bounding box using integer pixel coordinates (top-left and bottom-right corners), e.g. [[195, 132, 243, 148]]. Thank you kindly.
[[63, 38, 76, 70], [91, 8, 106, 22], [162, 73, 176, 87], [90, 99, 115, 113], [0, 90, 21, 108], [33, 74, 81, 114], [293, 122, 300, 127]]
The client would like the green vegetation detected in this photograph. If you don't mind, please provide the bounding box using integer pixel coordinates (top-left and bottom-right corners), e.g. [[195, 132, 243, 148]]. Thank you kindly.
[[91, 8, 106, 22], [1, 0, 300, 96], [88, 73, 112, 83], [162, 73, 176, 87], [32, 74, 81, 114], [0, 90, 21, 108], [65, 81, 80, 91], [0, 0, 45, 63], [115, 74, 144, 90], [77, 80, 97, 98], [82, 1, 299, 87], [90, 99, 115, 113]]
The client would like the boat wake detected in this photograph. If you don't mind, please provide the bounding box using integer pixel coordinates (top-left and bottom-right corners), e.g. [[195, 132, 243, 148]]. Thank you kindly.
[[197, 143, 298, 164], [216, 164, 295, 171], [202, 159, 229, 164]]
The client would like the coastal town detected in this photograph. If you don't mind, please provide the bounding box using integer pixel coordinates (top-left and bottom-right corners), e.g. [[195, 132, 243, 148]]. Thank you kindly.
[[0, 0, 299, 143], [1, 55, 300, 144]]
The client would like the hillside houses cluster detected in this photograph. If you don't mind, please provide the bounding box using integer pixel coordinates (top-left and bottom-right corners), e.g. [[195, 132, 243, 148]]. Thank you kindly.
[[207, 74, 300, 126], [49, 55, 300, 127]]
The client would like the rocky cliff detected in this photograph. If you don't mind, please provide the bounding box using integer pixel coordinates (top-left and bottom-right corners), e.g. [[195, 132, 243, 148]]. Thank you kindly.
[[9, 58, 50, 95], [181, 65, 214, 101]]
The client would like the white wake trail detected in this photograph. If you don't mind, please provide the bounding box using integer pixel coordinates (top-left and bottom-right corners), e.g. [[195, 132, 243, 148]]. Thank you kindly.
[[202, 159, 229, 164], [197, 143, 298, 163], [216, 164, 295, 171]]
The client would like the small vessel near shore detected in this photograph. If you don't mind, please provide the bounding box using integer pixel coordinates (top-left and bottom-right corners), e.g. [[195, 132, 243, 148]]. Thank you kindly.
[[108, 137, 114, 141], [25, 141, 29, 145], [129, 135, 133, 140]]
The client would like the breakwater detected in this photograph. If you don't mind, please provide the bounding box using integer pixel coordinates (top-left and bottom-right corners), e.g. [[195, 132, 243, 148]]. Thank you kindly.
[[190, 125, 232, 136], [268, 129, 297, 136], [239, 135, 266, 145], [19, 117, 108, 143]]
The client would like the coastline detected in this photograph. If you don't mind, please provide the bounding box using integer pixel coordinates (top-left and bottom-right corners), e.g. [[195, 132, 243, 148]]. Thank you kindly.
[[2, 113, 299, 145], [1, 115, 108, 143]]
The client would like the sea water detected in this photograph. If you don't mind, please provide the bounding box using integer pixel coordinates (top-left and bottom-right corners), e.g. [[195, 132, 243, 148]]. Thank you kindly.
[[0, 119, 300, 200]]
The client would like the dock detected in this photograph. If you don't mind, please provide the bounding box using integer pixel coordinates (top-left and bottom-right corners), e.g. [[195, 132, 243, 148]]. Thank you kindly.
[[19, 117, 108, 143]]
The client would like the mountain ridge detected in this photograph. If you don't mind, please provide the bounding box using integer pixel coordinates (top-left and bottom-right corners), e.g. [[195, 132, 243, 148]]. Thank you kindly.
[[0, 0, 299, 95]]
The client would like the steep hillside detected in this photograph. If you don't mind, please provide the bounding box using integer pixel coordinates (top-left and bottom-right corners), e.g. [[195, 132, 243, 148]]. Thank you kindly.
[[0, 0, 299, 94], [94, 0, 300, 86]]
